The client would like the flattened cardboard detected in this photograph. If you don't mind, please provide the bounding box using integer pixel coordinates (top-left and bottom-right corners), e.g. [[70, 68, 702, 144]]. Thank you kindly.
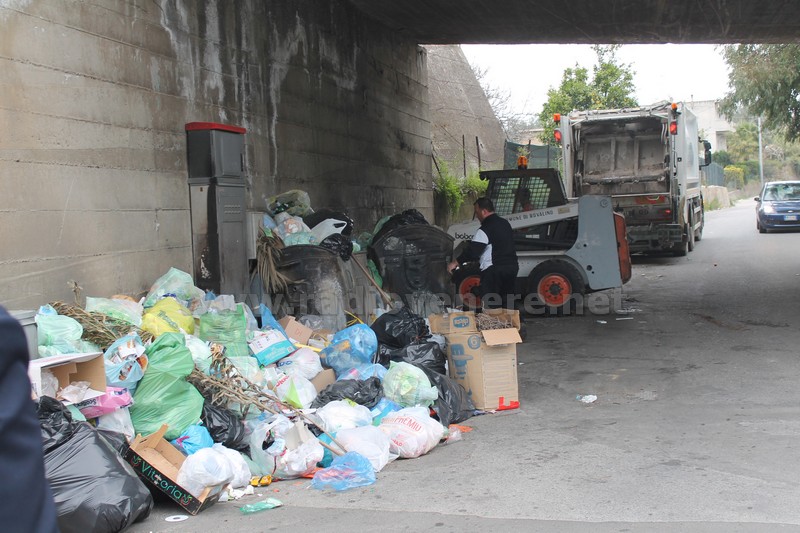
[[481, 327, 522, 346], [446, 332, 520, 411], [28, 352, 106, 404], [278, 316, 313, 345], [310, 368, 336, 392], [125, 424, 224, 515]]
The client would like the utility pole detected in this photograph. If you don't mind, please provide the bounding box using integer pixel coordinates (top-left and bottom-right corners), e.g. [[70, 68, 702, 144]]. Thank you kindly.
[[757, 116, 764, 185]]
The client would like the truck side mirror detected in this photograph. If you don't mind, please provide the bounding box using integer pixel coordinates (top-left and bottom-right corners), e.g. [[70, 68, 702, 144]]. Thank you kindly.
[[700, 140, 712, 167]]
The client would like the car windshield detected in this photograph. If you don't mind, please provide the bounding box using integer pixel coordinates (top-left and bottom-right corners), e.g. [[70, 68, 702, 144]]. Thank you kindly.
[[762, 184, 800, 201]]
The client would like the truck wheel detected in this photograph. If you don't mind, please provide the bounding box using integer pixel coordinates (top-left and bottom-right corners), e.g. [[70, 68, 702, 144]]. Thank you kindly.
[[672, 226, 689, 257], [451, 263, 481, 309], [528, 261, 583, 315], [695, 207, 704, 241]]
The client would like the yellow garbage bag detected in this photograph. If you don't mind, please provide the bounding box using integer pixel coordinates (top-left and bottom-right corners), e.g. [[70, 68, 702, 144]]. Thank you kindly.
[[141, 297, 195, 336]]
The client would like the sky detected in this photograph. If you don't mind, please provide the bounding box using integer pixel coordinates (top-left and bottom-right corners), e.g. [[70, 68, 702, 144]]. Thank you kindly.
[[460, 44, 731, 119]]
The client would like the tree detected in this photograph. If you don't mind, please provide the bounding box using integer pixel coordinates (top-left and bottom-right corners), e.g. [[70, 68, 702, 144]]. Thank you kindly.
[[538, 45, 638, 144], [713, 150, 732, 168], [470, 62, 537, 138], [727, 122, 759, 163], [720, 44, 800, 142]]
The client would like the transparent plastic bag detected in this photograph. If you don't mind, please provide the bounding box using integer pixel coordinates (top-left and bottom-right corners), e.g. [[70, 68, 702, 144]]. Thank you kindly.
[[184, 334, 212, 373], [314, 400, 372, 433], [96, 407, 135, 441], [176, 447, 234, 498], [267, 189, 313, 217], [276, 348, 323, 380], [382, 361, 438, 408], [212, 444, 251, 489], [103, 333, 147, 394], [311, 452, 375, 491], [378, 406, 445, 459], [198, 306, 248, 359], [274, 373, 317, 409], [143, 267, 204, 309], [35, 306, 83, 352], [248, 415, 323, 479], [85, 297, 143, 327], [335, 425, 396, 472]]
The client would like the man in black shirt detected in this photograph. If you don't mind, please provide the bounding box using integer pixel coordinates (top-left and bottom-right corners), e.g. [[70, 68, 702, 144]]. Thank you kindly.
[[448, 197, 519, 309]]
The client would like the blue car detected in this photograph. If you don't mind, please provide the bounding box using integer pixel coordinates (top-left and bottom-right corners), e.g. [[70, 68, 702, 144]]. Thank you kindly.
[[755, 181, 800, 233]]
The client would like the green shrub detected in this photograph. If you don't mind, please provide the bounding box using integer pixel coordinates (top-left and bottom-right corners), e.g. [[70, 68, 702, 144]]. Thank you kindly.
[[433, 160, 464, 215]]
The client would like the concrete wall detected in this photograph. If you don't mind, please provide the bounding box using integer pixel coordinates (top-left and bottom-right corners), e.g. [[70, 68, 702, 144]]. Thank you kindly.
[[0, 0, 432, 308], [426, 45, 505, 172]]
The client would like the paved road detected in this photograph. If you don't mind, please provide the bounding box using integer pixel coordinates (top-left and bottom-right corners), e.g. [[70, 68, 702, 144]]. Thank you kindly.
[[129, 199, 800, 532]]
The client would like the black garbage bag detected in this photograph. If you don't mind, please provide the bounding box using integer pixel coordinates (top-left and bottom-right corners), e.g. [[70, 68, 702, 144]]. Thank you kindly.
[[201, 401, 248, 451], [370, 306, 429, 348], [96, 428, 130, 457], [378, 340, 447, 375], [319, 233, 354, 261], [303, 209, 355, 236], [38, 396, 77, 453], [372, 209, 429, 243], [37, 398, 153, 533], [311, 377, 383, 409], [413, 365, 475, 428]]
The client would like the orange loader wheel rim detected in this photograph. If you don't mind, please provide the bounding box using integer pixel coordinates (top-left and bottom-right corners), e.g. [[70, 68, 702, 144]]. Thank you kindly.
[[538, 274, 572, 307], [458, 275, 481, 308]]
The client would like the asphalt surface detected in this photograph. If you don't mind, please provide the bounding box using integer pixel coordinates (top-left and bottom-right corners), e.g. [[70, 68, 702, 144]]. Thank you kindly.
[[128, 199, 800, 532]]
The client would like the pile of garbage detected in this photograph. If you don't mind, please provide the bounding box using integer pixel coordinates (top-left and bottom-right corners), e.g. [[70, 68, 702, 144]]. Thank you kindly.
[[30, 267, 475, 531]]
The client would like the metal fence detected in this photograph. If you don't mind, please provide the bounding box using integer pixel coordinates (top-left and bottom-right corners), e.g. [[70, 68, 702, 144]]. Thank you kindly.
[[701, 162, 725, 186], [504, 141, 561, 170]]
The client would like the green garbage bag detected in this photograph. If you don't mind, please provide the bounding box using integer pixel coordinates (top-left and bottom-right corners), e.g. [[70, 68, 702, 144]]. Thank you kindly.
[[198, 305, 249, 359], [130, 332, 204, 440], [382, 361, 438, 408]]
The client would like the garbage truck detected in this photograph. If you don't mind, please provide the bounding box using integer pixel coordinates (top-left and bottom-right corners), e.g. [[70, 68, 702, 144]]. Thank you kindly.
[[555, 101, 712, 255], [448, 168, 631, 315]]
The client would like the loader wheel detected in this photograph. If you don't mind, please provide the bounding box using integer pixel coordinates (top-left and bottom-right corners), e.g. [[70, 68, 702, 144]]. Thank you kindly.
[[528, 261, 583, 315], [452, 263, 481, 309]]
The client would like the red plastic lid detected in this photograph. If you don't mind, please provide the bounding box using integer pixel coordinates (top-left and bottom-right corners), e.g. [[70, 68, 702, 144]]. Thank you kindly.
[[185, 122, 246, 134]]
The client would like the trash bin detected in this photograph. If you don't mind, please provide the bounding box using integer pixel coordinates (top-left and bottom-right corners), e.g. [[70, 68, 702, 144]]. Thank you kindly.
[[273, 245, 356, 331], [369, 225, 454, 316]]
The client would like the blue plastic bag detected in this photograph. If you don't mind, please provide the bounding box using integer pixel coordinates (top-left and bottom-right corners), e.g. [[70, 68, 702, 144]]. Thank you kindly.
[[370, 397, 402, 426], [311, 452, 375, 491], [103, 333, 147, 395], [253, 305, 296, 366], [171, 424, 214, 455], [321, 324, 377, 377]]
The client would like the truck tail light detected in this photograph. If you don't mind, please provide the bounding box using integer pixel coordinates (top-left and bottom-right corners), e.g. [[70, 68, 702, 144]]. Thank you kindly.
[[669, 122, 678, 135], [553, 113, 561, 123], [554, 129, 562, 142]]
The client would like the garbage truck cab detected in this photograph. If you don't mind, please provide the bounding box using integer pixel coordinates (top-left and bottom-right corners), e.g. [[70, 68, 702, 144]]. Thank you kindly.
[[447, 168, 631, 314]]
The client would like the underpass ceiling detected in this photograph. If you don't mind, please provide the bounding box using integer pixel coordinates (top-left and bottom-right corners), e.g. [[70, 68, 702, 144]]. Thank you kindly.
[[345, 1, 800, 44]]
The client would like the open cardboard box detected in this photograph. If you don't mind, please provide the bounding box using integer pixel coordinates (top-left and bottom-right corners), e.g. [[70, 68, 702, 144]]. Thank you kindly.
[[278, 315, 313, 345], [125, 424, 225, 515], [444, 312, 522, 411], [28, 351, 106, 404]]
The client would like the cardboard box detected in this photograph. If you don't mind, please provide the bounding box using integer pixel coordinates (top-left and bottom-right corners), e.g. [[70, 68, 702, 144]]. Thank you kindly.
[[125, 424, 225, 515], [428, 311, 478, 334], [446, 327, 521, 411], [311, 368, 336, 392], [28, 352, 106, 404], [278, 316, 313, 345]]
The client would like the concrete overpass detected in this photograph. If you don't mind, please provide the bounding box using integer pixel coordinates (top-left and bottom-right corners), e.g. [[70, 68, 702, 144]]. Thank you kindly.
[[1, 0, 795, 307], [348, 0, 800, 44]]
